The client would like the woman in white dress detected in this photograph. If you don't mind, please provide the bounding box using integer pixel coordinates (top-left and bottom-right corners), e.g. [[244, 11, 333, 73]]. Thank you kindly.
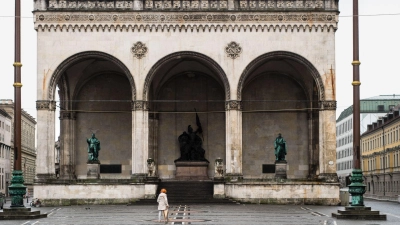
[[157, 188, 169, 223]]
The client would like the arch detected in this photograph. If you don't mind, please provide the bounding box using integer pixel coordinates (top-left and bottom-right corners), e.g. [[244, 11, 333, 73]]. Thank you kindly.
[[49, 51, 136, 101], [143, 51, 230, 101], [237, 51, 325, 101]]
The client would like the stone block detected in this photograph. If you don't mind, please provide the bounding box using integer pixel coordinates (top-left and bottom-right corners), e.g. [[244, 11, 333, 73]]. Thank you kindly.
[[87, 164, 100, 179], [175, 161, 209, 180], [275, 161, 287, 179]]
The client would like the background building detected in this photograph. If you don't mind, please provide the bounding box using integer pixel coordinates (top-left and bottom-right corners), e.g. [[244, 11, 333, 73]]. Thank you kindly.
[[336, 95, 400, 187], [0, 99, 37, 195], [0, 108, 12, 196], [361, 106, 400, 201]]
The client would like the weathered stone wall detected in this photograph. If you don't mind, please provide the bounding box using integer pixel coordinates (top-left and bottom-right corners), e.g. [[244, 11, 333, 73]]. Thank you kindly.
[[34, 184, 146, 206], [75, 73, 132, 178], [242, 74, 309, 179], [225, 182, 340, 205]]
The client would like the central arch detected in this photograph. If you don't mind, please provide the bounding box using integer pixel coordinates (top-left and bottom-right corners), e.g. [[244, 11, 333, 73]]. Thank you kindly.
[[144, 51, 229, 179], [143, 51, 230, 101]]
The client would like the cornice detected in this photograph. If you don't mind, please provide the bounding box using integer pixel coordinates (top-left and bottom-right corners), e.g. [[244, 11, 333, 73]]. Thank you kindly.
[[34, 11, 338, 32]]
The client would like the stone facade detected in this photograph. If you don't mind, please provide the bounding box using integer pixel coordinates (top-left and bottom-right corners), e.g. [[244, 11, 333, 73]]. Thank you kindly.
[[361, 107, 400, 201], [0, 108, 12, 196], [0, 99, 37, 195], [33, 0, 339, 205]]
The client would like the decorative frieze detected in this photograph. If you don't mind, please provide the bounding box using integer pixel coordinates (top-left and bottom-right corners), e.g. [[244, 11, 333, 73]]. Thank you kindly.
[[36, 100, 57, 111], [320, 100, 336, 110], [36, 12, 336, 23], [225, 41, 242, 59], [45, 0, 336, 11], [131, 41, 148, 59], [225, 100, 242, 110]]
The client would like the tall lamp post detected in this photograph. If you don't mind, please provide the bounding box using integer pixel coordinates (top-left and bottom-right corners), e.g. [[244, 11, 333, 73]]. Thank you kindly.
[[333, 1, 385, 219], [9, 0, 26, 208]]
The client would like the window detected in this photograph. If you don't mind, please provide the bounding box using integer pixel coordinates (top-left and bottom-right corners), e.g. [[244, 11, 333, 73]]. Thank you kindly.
[[378, 105, 384, 111]]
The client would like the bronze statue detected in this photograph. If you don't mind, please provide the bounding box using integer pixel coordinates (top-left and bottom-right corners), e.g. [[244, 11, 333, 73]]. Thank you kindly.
[[274, 133, 287, 161], [175, 111, 209, 162], [87, 133, 101, 163]]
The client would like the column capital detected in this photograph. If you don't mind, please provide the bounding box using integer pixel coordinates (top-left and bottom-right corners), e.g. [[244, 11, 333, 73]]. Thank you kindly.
[[131, 100, 149, 111], [36, 100, 57, 111], [59, 112, 76, 120], [225, 100, 242, 110], [319, 100, 337, 110]]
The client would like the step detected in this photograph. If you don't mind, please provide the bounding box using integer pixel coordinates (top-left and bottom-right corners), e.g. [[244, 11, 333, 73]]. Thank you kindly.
[[332, 213, 387, 220]]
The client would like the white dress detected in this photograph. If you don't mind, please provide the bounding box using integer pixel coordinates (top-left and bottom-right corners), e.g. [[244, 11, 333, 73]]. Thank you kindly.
[[157, 193, 169, 210]]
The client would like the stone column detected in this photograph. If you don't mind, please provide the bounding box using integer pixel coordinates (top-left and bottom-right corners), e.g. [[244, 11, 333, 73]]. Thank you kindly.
[[148, 113, 159, 166], [318, 100, 338, 182], [35, 100, 56, 181], [59, 111, 76, 180], [132, 101, 149, 180], [225, 100, 243, 179]]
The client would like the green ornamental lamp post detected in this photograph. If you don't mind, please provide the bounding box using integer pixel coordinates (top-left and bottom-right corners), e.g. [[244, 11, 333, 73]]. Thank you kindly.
[[348, 0, 366, 207], [9, 0, 26, 208]]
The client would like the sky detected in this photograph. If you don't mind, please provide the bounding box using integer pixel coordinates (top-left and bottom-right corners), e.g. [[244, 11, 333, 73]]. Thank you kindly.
[[1, 0, 400, 124]]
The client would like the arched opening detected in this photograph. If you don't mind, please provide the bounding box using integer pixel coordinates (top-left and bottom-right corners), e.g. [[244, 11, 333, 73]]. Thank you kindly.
[[145, 52, 229, 179], [239, 51, 323, 179], [52, 51, 135, 179]]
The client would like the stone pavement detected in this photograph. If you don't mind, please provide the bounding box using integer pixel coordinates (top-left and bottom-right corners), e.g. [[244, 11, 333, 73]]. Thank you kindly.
[[1, 199, 400, 225]]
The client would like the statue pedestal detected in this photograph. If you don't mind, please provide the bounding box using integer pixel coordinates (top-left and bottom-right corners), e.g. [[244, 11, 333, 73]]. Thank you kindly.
[[175, 161, 209, 180], [87, 163, 100, 179], [275, 161, 287, 179]]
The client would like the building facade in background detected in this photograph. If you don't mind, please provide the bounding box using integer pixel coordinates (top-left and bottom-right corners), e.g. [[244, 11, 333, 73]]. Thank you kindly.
[[0, 99, 37, 195], [336, 95, 400, 187], [0, 109, 12, 196], [33, 0, 340, 205], [361, 107, 400, 201]]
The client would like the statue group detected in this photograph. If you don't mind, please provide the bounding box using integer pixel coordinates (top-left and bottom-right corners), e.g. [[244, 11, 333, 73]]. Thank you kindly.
[[274, 133, 287, 161], [87, 133, 101, 163], [175, 112, 209, 162]]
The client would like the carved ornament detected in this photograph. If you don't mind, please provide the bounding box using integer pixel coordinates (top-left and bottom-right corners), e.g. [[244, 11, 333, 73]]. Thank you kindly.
[[320, 100, 336, 110], [36, 100, 57, 111], [132, 100, 149, 111], [225, 42, 242, 59], [131, 41, 148, 59], [225, 100, 242, 110]]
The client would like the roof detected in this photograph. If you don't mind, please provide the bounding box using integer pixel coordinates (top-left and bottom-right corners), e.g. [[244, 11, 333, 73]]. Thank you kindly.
[[336, 105, 353, 122], [362, 94, 400, 100], [0, 108, 12, 119], [337, 95, 400, 122]]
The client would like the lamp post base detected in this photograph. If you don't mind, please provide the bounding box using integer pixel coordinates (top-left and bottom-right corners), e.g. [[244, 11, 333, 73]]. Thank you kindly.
[[332, 169, 386, 220]]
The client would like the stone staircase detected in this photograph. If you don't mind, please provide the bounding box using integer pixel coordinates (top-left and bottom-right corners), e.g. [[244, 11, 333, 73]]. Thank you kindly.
[[132, 181, 236, 205]]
